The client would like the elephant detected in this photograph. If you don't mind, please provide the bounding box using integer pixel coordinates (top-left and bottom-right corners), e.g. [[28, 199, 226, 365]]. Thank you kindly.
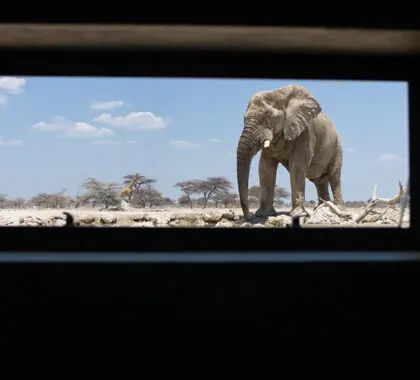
[[236, 84, 344, 221]]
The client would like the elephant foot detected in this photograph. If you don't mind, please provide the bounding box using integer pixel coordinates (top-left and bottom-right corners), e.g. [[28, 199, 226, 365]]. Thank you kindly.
[[255, 206, 277, 217]]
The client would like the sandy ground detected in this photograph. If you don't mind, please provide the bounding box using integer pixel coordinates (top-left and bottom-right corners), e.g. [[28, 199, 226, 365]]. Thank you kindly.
[[0, 204, 410, 228]]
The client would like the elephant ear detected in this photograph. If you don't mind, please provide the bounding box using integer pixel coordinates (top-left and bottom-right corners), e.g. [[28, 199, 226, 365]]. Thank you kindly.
[[261, 101, 285, 133], [283, 92, 321, 141]]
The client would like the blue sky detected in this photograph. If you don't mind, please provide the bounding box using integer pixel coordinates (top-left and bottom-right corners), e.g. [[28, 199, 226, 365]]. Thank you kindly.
[[0, 76, 409, 202]]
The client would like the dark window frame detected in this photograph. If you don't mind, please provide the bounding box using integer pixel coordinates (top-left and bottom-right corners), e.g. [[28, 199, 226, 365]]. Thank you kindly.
[[0, 28, 417, 254]]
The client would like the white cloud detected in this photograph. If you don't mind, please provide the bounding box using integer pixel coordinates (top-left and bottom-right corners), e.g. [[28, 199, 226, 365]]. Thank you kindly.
[[346, 148, 356, 153], [126, 140, 137, 144], [94, 111, 168, 130], [378, 153, 404, 163], [0, 76, 26, 94], [170, 140, 200, 149], [90, 100, 124, 110], [0, 77, 25, 106], [63, 122, 113, 138], [32, 117, 70, 132], [92, 140, 121, 145], [31, 116, 113, 138], [0, 137, 24, 147], [208, 138, 222, 143]]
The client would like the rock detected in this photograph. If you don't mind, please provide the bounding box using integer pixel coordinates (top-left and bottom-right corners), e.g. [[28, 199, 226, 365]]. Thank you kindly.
[[238, 222, 266, 228], [192, 219, 207, 227], [306, 207, 342, 224], [361, 212, 383, 224], [54, 218, 67, 227], [215, 220, 235, 228], [221, 211, 235, 221], [100, 214, 117, 225], [131, 214, 151, 222], [202, 212, 222, 224], [265, 215, 292, 228], [155, 215, 171, 225], [342, 220, 358, 226], [361, 208, 402, 225], [120, 200, 131, 211], [168, 215, 206, 227], [0, 217, 15, 226], [80, 215, 96, 225], [19, 216, 45, 226], [132, 221, 155, 227], [107, 205, 121, 211]]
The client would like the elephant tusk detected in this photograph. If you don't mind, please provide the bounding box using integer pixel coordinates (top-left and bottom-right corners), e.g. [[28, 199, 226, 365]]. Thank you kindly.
[[263, 140, 271, 148]]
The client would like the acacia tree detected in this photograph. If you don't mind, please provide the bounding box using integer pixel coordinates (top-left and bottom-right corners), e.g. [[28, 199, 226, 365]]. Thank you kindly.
[[211, 191, 223, 208], [74, 194, 88, 208], [163, 197, 175, 205], [196, 176, 233, 208], [248, 185, 261, 207], [122, 173, 156, 191], [148, 189, 165, 207], [29, 193, 56, 209], [27, 189, 74, 209], [178, 194, 191, 207], [0, 193, 8, 208], [122, 173, 158, 207], [131, 183, 167, 208], [29, 193, 49, 208], [7, 197, 27, 209], [274, 185, 291, 206], [132, 185, 150, 208], [48, 189, 74, 208], [174, 180, 201, 209], [81, 177, 120, 210], [248, 185, 291, 206], [212, 191, 238, 208]]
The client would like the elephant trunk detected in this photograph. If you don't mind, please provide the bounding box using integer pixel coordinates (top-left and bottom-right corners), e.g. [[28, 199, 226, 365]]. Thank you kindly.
[[237, 155, 252, 221], [237, 120, 271, 220]]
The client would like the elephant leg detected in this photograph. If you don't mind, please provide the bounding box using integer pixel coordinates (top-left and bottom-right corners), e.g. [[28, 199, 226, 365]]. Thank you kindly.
[[288, 133, 310, 216], [327, 149, 344, 207], [328, 173, 344, 207], [313, 175, 331, 205], [289, 165, 307, 216], [255, 151, 278, 217]]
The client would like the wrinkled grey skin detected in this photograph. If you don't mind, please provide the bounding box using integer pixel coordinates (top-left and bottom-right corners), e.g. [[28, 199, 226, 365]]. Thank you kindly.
[[236, 84, 344, 221]]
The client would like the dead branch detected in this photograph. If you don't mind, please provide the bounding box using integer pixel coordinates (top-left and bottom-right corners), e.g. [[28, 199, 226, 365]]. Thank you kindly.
[[399, 178, 410, 227], [369, 181, 405, 206], [355, 181, 404, 223], [313, 182, 406, 225], [295, 192, 313, 217], [353, 202, 376, 224], [372, 183, 377, 200], [318, 198, 354, 220], [301, 203, 313, 218]]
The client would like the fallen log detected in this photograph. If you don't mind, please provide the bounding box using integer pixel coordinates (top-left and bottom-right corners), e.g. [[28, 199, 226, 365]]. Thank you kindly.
[[317, 181, 406, 224]]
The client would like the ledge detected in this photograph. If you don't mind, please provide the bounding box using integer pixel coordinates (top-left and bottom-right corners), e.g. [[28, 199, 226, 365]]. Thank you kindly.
[[1, 24, 420, 54]]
